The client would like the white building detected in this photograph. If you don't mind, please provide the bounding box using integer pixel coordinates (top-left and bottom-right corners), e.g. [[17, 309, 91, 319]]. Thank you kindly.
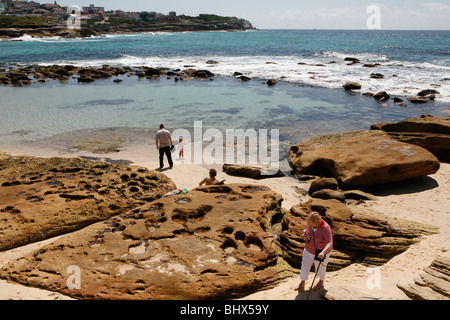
[[82, 4, 104, 13]]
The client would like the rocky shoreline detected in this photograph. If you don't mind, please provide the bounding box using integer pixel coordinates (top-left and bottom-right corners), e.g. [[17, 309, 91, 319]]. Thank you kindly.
[[0, 64, 217, 86], [1, 61, 447, 110], [0, 18, 255, 40], [0, 26, 101, 39], [0, 114, 449, 300]]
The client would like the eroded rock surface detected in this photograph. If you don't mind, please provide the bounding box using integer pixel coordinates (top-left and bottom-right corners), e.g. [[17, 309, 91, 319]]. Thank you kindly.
[[0, 153, 176, 251], [0, 184, 285, 300], [277, 199, 439, 270], [371, 115, 450, 162], [289, 130, 440, 189]]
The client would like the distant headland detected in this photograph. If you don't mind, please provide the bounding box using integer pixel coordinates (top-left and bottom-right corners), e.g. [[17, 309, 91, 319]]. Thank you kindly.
[[0, 1, 255, 39]]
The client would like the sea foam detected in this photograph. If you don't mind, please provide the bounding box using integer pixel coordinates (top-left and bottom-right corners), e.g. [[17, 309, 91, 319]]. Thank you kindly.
[[36, 52, 450, 102]]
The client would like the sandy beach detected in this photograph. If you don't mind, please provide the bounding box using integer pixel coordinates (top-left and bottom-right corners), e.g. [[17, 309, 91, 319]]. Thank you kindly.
[[0, 144, 448, 300]]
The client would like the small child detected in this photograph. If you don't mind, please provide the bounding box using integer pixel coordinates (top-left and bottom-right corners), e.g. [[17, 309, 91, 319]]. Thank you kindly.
[[177, 137, 186, 159]]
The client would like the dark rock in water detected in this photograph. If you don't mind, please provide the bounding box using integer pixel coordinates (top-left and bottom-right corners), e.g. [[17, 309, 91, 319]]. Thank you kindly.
[[144, 67, 162, 78], [343, 81, 361, 90], [193, 70, 215, 78], [77, 76, 95, 83], [418, 89, 440, 97], [407, 96, 428, 104], [363, 64, 378, 68], [344, 57, 360, 63], [370, 73, 384, 79], [373, 91, 390, 101], [2, 65, 223, 86], [0, 184, 284, 300], [236, 75, 251, 81], [267, 78, 278, 86]]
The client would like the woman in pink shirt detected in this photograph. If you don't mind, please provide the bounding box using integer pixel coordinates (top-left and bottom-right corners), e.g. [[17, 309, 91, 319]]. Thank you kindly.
[[295, 212, 333, 291]]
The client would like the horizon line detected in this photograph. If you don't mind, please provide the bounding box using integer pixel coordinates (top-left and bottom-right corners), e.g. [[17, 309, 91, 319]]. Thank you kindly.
[[253, 28, 450, 32]]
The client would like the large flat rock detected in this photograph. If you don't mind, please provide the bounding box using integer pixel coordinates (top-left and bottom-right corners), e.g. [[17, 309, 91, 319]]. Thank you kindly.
[[0, 184, 285, 300], [0, 153, 176, 252], [289, 130, 440, 189], [371, 115, 450, 162]]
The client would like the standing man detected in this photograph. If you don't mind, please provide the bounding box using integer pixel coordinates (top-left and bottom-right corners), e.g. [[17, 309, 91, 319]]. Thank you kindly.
[[156, 124, 174, 169]]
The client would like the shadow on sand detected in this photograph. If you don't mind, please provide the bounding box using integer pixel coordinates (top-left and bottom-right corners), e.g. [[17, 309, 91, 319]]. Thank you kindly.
[[155, 167, 173, 173], [295, 287, 327, 300], [366, 175, 439, 196]]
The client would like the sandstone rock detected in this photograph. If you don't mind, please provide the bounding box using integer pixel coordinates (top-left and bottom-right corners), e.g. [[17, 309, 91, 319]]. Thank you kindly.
[[0, 73, 10, 84], [407, 96, 428, 104], [373, 91, 390, 101], [9, 70, 31, 84], [277, 199, 439, 270], [222, 164, 284, 179], [308, 177, 339, 195], [344, 57, 360, 64], [310, 189, 346, 203], [144, 67, 162, 78], [237, 75, 251, 82], [371, 115, 450, 162], [397, 255, 450, 300], [343, 82, 361, 90], [418, 89, 439, 97], [289, 130, 440, 189], [324, 284, 383, 300], [77, 76, 95, 83], [370, 73, 384, 79], [0, 154, 176, 252], [193, 70, 215, 78], [0, 184, 285, 300], [3, 65, 222, 85], [342, 190, 378, 201]]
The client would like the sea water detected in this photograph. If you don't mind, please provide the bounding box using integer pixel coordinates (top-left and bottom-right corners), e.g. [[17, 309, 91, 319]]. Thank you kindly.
[[0, 30, 449, 162]]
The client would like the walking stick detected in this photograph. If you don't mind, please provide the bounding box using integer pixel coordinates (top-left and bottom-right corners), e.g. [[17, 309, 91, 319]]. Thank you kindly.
[[306, 259, 323, 301]]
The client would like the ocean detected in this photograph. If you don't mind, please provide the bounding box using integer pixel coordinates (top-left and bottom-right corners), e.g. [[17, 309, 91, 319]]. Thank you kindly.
[[0, 29, 449, 164]]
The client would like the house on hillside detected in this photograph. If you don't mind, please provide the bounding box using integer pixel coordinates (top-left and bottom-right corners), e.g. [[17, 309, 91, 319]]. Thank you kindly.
[[82, 4, 104, 14]]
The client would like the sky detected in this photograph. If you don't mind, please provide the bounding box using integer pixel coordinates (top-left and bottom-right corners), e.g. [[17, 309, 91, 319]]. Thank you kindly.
[[53, 0, 450, 30]]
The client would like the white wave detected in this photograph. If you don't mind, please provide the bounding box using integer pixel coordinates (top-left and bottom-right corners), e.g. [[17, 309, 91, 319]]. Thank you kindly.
[[3, 34, 63, 42], [35, 53, 450, 103], [315, 51, 389, 63], [102, 31, 175, 39]]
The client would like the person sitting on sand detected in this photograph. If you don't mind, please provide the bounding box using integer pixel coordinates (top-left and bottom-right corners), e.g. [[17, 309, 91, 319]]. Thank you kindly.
[[199, 169, 221, 186], [295, 212, 333, 291]]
